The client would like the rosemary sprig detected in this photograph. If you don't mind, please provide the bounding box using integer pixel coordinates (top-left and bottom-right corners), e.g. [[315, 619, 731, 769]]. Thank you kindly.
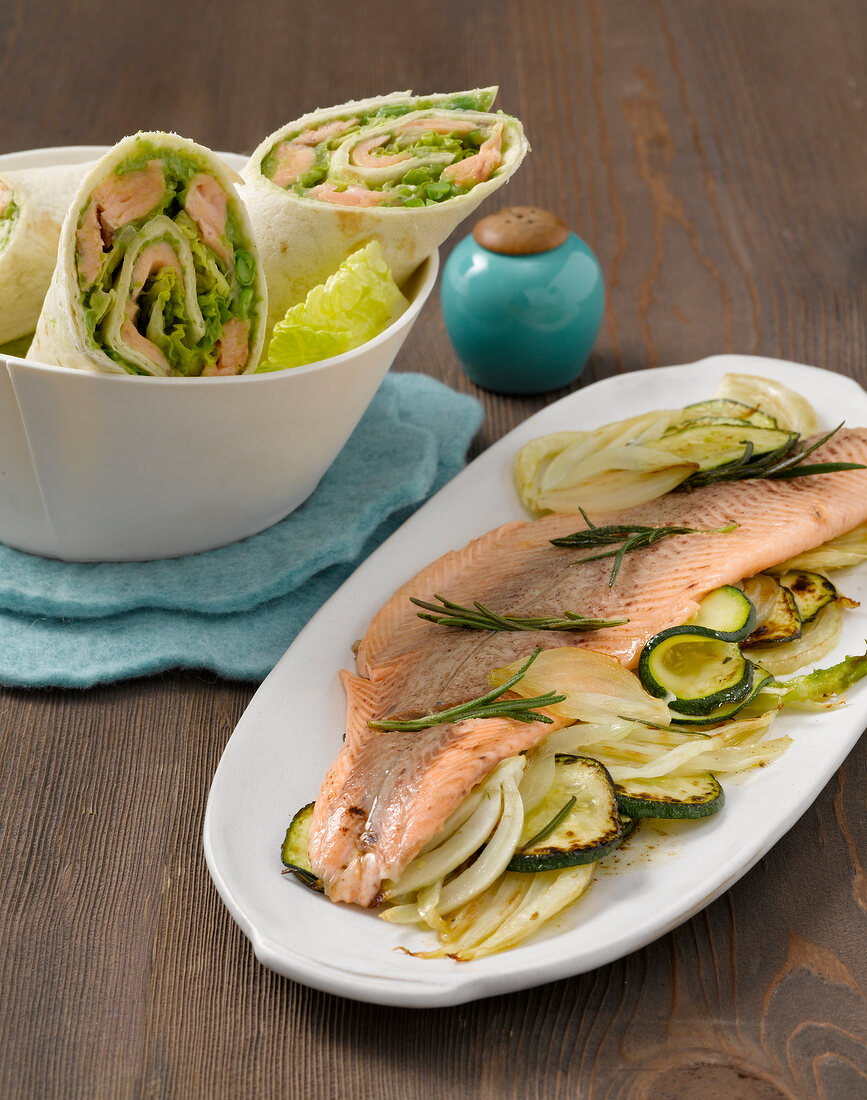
[[517, 796, 577, 851], [550, 508, 738, 587], [410, 594, 628, 632], [681, 423, 865, 490], [367, 647, 566, 732]]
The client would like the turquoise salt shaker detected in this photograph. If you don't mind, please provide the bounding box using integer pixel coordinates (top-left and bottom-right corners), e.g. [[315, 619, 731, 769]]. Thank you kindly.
[[441, 207, 605, 395]]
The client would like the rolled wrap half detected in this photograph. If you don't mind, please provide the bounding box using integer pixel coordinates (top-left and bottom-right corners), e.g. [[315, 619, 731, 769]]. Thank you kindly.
[[242, 88, 529, 329], [29, 133, 267, 376], [0, 162, 91, 345]]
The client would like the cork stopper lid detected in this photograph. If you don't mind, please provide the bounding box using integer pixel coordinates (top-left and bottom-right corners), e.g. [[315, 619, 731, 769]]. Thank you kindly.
[[472, 206, 570, 255]]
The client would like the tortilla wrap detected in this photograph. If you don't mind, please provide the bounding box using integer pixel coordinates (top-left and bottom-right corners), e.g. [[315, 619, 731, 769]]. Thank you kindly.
[[0, 162, 91, 344], [241, 88, 529, 330], [29, 132, 267, 376]]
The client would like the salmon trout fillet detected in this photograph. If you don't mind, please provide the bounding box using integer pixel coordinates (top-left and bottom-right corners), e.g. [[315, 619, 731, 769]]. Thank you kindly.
[[309, 429, 867, 906]]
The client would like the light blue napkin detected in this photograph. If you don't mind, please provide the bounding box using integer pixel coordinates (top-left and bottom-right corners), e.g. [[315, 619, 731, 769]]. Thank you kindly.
[[0, 373, 482, 688]]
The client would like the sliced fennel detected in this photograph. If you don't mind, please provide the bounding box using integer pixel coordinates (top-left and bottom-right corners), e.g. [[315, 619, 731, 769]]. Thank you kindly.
[[514, 372, 826, 515], [518, 439, 697, 515], [746, 600, 843, 676], [425, 866, 595, 961], [771, 520, 867, 573], [713, 372, 818, 435], [578, 714, 789, 781], [382, 756, 525, 903]]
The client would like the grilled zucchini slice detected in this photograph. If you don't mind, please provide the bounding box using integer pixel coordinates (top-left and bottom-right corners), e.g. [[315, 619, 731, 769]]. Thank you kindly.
[[615, 773, 724, 819], [649, 423, 795, 471], [778, 569, 840, 624], [668, 666, 775, 727], [689, 585, 756, 641], [638, 627, 755, 716], [678, 399, 778, 428], [280, 802, 323, 891], [743, 579, 801, 646], [508, 755, 622, 872]]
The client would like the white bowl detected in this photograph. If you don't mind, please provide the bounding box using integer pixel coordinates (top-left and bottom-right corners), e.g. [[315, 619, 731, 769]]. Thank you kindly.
[[0, 250, 437, 562], [0, 145, 439, 562]]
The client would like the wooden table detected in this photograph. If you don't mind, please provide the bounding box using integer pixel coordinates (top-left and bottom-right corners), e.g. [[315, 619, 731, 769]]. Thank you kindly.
[[2, 2, 865, 1096]]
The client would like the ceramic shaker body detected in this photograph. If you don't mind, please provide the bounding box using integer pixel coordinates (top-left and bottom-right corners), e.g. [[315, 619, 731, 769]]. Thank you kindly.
[[441, 207, 605, 395]]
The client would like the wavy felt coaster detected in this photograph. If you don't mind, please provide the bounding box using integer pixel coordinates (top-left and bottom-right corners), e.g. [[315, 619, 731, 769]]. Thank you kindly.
[[0, 373, 482, 687]]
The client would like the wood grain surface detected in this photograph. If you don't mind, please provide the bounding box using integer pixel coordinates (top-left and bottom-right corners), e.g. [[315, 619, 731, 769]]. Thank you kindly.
[[1, 1, 865, 1097]]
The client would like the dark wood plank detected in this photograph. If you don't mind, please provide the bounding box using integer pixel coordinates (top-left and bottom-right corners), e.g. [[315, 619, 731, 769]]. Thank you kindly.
[[1, 1, 865, 1097]]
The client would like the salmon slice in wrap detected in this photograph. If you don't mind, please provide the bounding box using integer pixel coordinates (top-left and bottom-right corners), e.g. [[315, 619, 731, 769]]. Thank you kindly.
[[29, 133, 267, 377], [242, 88, 529, 331], [0, 161, 91, 345]]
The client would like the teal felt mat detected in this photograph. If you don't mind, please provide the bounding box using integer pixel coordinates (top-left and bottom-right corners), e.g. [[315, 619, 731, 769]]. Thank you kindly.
[[0, 373, 482, 687]]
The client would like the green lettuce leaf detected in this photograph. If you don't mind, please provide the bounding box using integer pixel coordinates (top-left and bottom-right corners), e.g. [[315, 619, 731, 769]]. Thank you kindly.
[[142, 266, 227, 377], [258, 241, 408, 373]]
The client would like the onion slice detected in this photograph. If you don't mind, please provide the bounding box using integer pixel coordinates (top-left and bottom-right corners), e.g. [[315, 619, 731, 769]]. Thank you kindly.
[[489, 646, 672, 727]]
